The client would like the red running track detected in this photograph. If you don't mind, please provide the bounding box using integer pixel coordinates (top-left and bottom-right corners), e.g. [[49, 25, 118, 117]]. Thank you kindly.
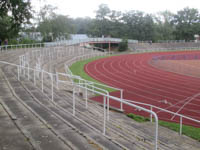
[[84, 51, 200, 127]]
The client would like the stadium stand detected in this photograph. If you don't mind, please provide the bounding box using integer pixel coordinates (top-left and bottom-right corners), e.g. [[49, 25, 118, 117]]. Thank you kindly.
[[0, 42, 200, 150]]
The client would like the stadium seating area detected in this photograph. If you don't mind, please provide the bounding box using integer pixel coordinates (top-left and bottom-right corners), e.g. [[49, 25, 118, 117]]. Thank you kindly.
[[0, 44, 200, 150], [129, 42, 200, 51]]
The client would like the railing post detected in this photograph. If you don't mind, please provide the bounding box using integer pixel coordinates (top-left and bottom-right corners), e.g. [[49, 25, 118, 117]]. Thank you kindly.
[[34, 69, 36, 85], [41, 70, 44, 92], [120, 90, 123, 111], [51, 74, 54, 102], [150, 106, 153, 122], [73, 87, 76, 116], [85, 81, 88, 109], [103, 95, 106, 135], [107, 95, 110, 121], [17, 66, 20, 81], [153, 113, 158, 150], [180, 116, 182, 135], [56, 72, 59, 90], [27, 64, 30, 80], [78, 78, 81, 93], [92, 83, 94, 94]]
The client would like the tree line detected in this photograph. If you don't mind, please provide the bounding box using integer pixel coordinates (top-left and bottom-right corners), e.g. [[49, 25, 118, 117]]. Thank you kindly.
[[1, 1, 200, 43]]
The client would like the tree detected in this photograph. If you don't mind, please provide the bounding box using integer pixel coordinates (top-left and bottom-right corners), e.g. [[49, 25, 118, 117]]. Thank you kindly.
[[173, 7, 200, 40], [122, 11, 155, 41], [0, 0, 32, 40], [118, 39, 128, 51], [37, 5, 74, 41], [37, 4, 57, 22], [108, 10, 125, 38], [95, 4, 111, 37], [51, 15, 74, 40], [154, 11, 175, 41], [72, 17, 92, 34]]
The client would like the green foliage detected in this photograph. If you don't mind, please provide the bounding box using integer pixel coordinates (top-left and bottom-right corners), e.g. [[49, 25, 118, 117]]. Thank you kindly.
[[122, 11, 155, 41], [72, 17, 92, 34], [172, 7, 200, 40], [118, 39, 128, 52], [159, 121, 200, 141], [69, 56, 116, 93], [6, 38, 38, 45], [127, 113, 150, 122], [78, 5, 200, 42], [1, 2, 200, 43], [19, 38, 37, 44], [0, 0, 32, 40], [127, 113, 200, 141], [37, 5, 74, 42]]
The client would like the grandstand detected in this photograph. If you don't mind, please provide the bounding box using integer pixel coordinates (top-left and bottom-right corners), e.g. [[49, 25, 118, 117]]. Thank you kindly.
[[129, 41, 200, 51], [0, 39, 200, 150]]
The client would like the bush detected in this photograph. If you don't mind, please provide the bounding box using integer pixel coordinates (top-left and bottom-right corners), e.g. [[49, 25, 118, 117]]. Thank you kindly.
[[127, 113, 150, 122], [118, 39, 128, 52], [20, 38, 37, 44], [7, 38, 38, 45]]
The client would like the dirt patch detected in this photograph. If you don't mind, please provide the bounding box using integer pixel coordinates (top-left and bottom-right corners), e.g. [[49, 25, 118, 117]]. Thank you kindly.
[[151, 60, 200, 78]]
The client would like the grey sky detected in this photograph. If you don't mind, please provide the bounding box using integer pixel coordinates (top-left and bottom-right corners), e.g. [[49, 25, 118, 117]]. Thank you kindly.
[[32, 0, 200, 18]]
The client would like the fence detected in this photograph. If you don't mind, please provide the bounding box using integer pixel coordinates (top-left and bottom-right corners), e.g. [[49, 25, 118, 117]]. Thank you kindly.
[[14, 42, 157, 148], [0, 37, 138, 53]]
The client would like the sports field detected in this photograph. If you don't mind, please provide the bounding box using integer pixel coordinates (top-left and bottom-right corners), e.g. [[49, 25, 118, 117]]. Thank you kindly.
[[85, 51, 200, 127]]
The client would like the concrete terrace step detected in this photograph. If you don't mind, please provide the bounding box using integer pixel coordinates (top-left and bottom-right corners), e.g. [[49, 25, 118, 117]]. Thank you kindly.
[[32, 51, 200, 150], [22, 73, 187, 150], [0, 99, 33, 150], [2, 66, 123, 150], [52, 73, 200, 149], [0, 69, 72, 150]]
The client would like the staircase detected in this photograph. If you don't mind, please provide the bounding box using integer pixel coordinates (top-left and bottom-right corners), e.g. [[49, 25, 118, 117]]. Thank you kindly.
[[0, 46, 200, 150]]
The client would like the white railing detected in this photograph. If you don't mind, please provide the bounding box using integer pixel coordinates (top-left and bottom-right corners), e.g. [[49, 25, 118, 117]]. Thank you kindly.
[[0, 37, 138, 53], [123, 98, 200, 135], [62, 43, 200, 139], [63, 50, 125, 112], [15, 41, 200, 134], [55, 71, 158, 150], [16, 43, 156, 148], [0, 43, 44, 52], [18, 43, 124, 119], [46, 38, 138, 47], [0, 60, 158, 150]]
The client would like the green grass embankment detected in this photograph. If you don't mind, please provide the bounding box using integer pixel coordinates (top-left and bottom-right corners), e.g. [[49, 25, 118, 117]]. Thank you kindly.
[[127, 113, 200, 141], [69, 56, 116, 93]]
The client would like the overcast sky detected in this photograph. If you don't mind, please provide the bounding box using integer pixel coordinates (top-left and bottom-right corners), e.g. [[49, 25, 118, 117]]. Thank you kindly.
[[32, 0, 200, 18]]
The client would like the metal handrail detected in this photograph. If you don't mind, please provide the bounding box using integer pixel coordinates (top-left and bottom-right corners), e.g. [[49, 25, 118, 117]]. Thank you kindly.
[[0, 37, 138, 53], [1, 52, 158, 149], [57, 72, 158, 150], [64, 51, 124, 112], [123, 98, 200, 135], [15, 42, 200, 133]]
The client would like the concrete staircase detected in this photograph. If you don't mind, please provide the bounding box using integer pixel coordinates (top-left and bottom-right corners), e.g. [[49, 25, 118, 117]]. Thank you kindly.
[[0, 47, 200, 150]]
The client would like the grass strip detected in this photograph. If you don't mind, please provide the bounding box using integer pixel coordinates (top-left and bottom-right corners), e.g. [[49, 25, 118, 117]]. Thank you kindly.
[[69, 56, 116, 93], [127, 113, 200, 141]]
